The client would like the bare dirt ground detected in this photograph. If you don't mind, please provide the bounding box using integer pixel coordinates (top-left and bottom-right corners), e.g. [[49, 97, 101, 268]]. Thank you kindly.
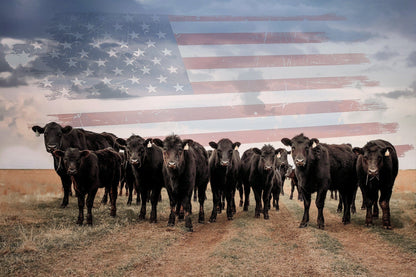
[[0, 169, 415, 276]]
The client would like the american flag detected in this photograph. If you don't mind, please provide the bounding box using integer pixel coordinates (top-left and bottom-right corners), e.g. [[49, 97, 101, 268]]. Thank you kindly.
[[23, 13, 414, 158]]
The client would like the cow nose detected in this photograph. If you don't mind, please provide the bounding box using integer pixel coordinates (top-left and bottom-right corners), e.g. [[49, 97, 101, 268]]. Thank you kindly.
[[220, 160, 229, 167], [130, 159, 139, 165], [168, 161, 176, 168], [368, 168, 378, 176], [67, 168, 77, 175], [47, 144, 57, 151], [295, 159, 305, 166], [264, 165, 272, 171]]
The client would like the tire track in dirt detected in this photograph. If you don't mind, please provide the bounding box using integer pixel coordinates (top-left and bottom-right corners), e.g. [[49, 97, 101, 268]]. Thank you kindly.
[[285, 193, 416, 277]]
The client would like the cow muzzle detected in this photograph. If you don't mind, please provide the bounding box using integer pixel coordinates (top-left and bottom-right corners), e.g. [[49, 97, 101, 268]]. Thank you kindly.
[[367, 168, 379, 177], [46, 144, 58, 152], [130, 158, 139, 165], [167, 161, 177, 169], [295, 158, 305, 167], [220, 160, 229, 167], [264, 165, 272, 171], [67, 168, 77, 175]]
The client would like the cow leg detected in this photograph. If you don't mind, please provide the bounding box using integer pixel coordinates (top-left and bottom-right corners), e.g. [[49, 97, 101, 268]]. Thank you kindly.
[[183, 196, 193, 232], [337, 194, 343, 213], [300, 192, 311, 228], [109, 184, 117, 217], [263, 190, 270, 220], [290, 181, 295, 200], [86, 189, 97, 225], [101, 187, 108, 204], [373, 192, 379, 218], [197, 185, 205, 224], [340, 191, 352, 225], [193, 186, 198, 202], [138, 189, 147, 220], [238, 185, 244, 207], [77, 193, 85, 225], [231, 189, 237, 214], [209, 188, 220, 223], [225, 190, 234, 220], [253, 188, 262, 218], [379, 189, 393, 229], [60, 174, 72, 208], [315, 189, 327, 229], [243, 183, 250, 211], [168, 206, 176, 227], [149, 188, 161, 223]]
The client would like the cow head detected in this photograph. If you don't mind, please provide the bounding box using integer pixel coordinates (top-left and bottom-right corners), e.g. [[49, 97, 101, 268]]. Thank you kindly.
[[253, 144, 278, 171], [116, 135, 151, 168], [275, 148, 291, 172], [360, 141, 393, 177], [32, 122, 73, 153], [281, 133, 319, 168], [53, 148, 90, 175], [161, 135, 190, 170], [209, 139, 241, 167]]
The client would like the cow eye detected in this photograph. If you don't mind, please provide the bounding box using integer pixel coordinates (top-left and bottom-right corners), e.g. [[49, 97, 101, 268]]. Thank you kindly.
[[228, 150, 233, 155]]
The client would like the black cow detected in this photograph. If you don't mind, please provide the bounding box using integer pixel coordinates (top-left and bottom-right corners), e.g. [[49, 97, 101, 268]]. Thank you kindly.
[[53, 148, 121, 225], [286, 165, 302, 201], [116, 135, 164, 223], [249, 144, 281, 219], [32, 122, 116, 207], [354, 140, 398, 229], [208, 139, 241, 221], [154, 135, 209, 231], [282, 134, 358, 228], [240, 148, 255, 211], [274, 148, 291, 199]]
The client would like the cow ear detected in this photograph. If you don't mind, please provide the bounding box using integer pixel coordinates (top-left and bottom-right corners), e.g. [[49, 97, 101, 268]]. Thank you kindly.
[[310, 138, 319, 148], [287, 150, 291, 155], [209, 141, 218, 149], [281, 138, 292, 147], [183, 139, 193, 150], [353, 147, 363, 155], [152, 138, 163, 147], [32, 125, 45, 136], [116, 138, 127, 146], [275, 150, 281, 158], [144, 138, 153, 148], [383, 147, 393, 157], [80, 150, 91, 158], [62, 125, 73, 134], [233, 142, 241, 150], [53, 150, 65, 158], [253, 148, 261, 155]]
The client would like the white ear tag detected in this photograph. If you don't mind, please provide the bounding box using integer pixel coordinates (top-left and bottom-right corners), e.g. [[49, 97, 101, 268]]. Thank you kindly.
[[147, 141, 152, 148], [234, 145, 239, 150], [312, 141, 317, 148], [184, 143, 189, 151], [35, 130, 40, 137], [276, 152, 281, 158], [385, 149, 390, 156]]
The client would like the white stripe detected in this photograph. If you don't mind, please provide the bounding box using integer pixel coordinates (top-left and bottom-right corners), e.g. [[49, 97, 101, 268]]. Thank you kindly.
[[187, 64, 370, 82], [178, 42, 375, 57], [79, 110, 387, 138], [45, 87, 369, 115]]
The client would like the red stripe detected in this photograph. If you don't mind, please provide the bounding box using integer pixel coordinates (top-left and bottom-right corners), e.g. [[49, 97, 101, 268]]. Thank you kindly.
[[183, 54, 369, 69], [152, 122, 399, 145], [192, 76, 379, 94], [395, 144, 414, 158], [50, 100, 385, 128], [169, 14, 346, 22], [175, 32, 327, 45]]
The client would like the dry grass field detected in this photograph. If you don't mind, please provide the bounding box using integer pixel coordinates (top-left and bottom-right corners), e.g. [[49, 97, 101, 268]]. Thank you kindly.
[[0, 169, 415, 276]]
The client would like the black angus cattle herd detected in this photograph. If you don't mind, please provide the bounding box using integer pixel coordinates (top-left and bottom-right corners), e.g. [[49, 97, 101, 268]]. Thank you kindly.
[[32, 122, 399, 231]]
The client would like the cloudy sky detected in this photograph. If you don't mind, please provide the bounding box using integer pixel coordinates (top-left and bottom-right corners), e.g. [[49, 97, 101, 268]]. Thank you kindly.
[[0, 0, 415, 169]]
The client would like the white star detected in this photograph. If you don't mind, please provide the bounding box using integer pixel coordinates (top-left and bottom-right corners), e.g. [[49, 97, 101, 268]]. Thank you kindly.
[[119, 85, 129, 93], [79, 49, 88, 58], [146, 39, 156, 48], [113, 67, 123, 76], [102, 77, 112, 85], [129, 76, 140, 84], [90, 40, 101, 48], [90, 87, 100, 96], [59, 87, 71, 97], [162, 48, 172, 56], [41, 78, 53, 88], [151, 57, 161, 65], [174, 83, 184, 92], [140, 66, 150, 74], [146, 84, 157, 93], [57, 24, 67, 31], [31, 41, 42, 49], [124, 57, 135, 66], [72, 32, 83, 40], [156, 31, 166, 39], [119, 41, 128, 49], [157, 75, 167, 83], [124, 14, 133, 22], [107, 49, 118, 57], [84, 68, 94, 76], [151, 15, 160, 22], [114, 22, 123, 31], [95, 59, 107, 67], [61, 42, 72, 49], [133, 48, 145, 57], [85, 23, 94, 31], [67, 58, 77, 67], [167, 65, 178, 73], [72, 77, 84, 87], [129, 31, 140, 39], [49, 50, 60, 59], [55, 69, 65, 77], [141, 22, 150, 32]]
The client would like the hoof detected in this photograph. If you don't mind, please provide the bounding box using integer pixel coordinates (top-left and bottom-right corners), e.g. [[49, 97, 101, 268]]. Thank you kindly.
[[299, 222, 308, 228], [383, 225, 392, 230]]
